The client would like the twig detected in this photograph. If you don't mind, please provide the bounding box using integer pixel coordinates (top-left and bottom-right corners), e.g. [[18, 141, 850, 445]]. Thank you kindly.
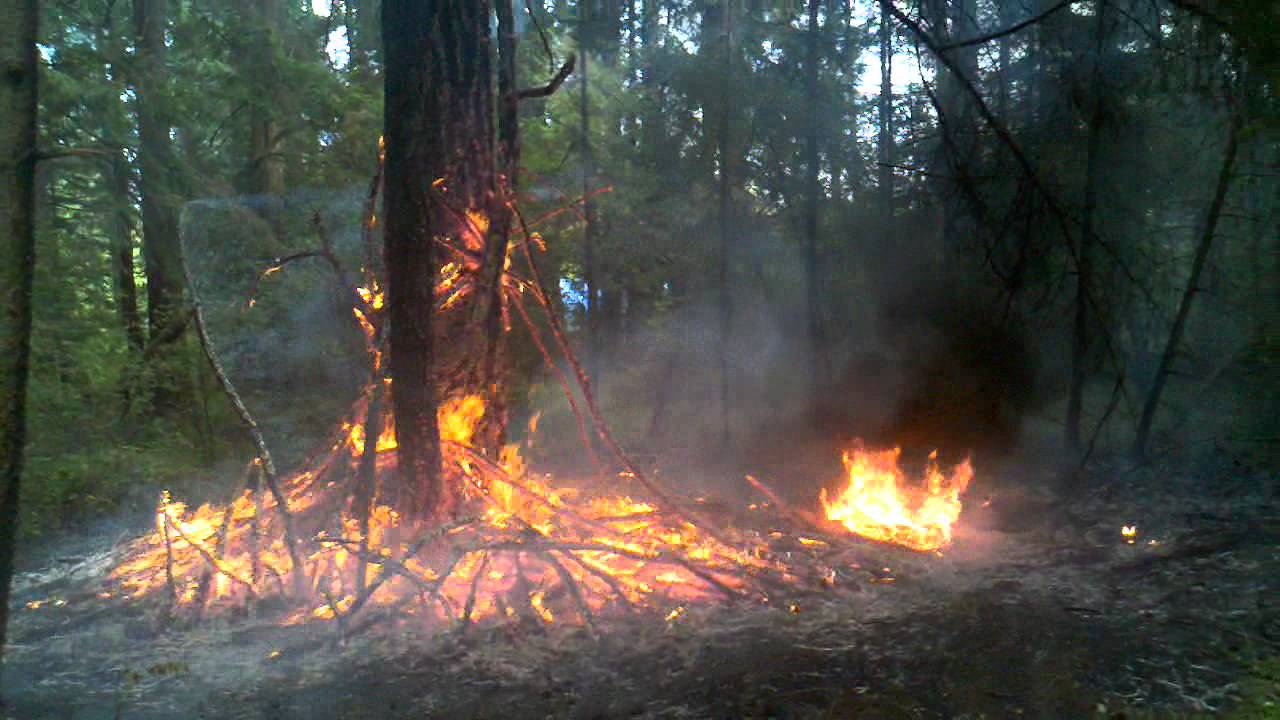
[[198, 461, 259, 608], [448, 441, 625, 542], [353, 363, 387, 598], [524, 0, 555, 74], [935, 0, 1075, 51], [541, 551, 598, 635], [162, 506, 177, 604], [460, 551, 491, 627], [510, 206, 737, 547], [471, 540, 743, 601], [744, 475, 826, 532], [161, 509, 259, 597], [517, 54, 576, 99], [180, 241, 309, 596], [507, 281, 601, 470], [556, 551, 636, 611], [342, 517, 479, 620]]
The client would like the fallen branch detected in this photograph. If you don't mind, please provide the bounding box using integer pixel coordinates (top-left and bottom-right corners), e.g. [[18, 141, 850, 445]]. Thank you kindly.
[[556, 550, 636, 611], [510, 206, 737, 548], [180, 240, 308, 596], [161, 508, 258, 597], [541, 550, 598, 635], [460, 551, 491, 626]]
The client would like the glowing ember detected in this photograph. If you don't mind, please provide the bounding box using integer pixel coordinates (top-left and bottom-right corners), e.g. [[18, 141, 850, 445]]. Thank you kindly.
[[820, 446, 973, 552], [1121, 525, 1137, 544]]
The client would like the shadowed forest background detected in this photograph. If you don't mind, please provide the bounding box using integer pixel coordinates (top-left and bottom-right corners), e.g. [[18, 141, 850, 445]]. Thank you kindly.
[[2, 0, 1279, 716], [17, 0, 1277, 538]]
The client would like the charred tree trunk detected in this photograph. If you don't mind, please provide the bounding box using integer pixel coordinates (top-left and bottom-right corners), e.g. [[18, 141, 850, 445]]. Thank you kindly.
[[133, 0, 189, 411], [804, 0, 828, 413], [383, 0, 497, 519], [0, 0, 38, 697], [878, 0, 894, 218], [1133, 111, 1241, 459]]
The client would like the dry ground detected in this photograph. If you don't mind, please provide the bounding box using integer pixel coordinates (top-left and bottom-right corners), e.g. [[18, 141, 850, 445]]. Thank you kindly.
[[3, 453, 1277, 719]]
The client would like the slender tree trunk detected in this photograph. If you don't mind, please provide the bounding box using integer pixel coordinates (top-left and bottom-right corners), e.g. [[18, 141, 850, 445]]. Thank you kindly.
[[0, 0, 38, 698], [716, 0, 735, 446], [478, 0, 520, 452], [1133, 111, 1241, 459], [878, 0, 894, 218], [346, 0, 381, 71], [1066, 0, 1107, 451], [133, 0, 189, 410], [579, 14, 600, 382], [243, 0, 286, 227], [996, 0, 1011, 119], [804, 0, 828, 412], [383, 0, 496, 519], [108, 154, 144, 354]]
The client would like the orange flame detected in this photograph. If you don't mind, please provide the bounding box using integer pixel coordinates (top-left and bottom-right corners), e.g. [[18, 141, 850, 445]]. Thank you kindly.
[[821, 446, 973, 552]]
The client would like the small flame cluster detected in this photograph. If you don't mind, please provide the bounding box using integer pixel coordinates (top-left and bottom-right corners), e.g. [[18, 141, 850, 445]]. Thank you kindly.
[[820, 447, 973, 552]]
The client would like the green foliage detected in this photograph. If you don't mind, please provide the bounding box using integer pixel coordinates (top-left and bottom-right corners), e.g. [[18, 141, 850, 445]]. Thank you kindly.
[[1231, 656, 1280, 719], [21, 0, 1280, 541]]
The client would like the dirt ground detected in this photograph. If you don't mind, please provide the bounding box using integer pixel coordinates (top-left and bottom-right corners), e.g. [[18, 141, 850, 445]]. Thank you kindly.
[[3, 452, 1277, 719]]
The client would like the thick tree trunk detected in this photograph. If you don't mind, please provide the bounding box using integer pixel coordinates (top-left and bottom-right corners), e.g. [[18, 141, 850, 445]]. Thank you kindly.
[[0, 0, 38, 698], [382, 0, 495, 520], [1133, 112, 1241, 459], [133, 0, 189, 410]]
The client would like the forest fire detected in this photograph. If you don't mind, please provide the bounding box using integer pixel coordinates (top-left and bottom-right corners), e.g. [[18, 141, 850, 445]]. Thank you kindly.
[[108, 390, 769, 629], [821, 447, 973, 552], [103, 168, 972, 631]]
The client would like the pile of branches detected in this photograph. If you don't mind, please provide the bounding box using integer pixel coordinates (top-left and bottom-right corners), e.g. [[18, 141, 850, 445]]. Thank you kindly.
[[112, 154, 893, 640]]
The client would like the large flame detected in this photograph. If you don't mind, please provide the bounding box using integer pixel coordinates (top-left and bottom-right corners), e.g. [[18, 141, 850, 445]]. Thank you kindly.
[[108, 391, 763, 627], [820, 446, 973, 552]]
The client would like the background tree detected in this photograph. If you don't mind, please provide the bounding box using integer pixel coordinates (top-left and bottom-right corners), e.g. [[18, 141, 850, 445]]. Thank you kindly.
[[0, 0, 39, 696]]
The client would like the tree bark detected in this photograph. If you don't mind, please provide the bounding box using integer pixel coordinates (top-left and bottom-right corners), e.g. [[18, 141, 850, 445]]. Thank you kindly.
[[478, 0, 520, 452], [107, 153, 144, 354], [242, 0, 287, 225], [579, 13, 600, 383], [1066, 0, 1108, 451], [878, 0, 895, 218], [1133, 111, 1241, 459], [0, 0, 38, 698], [133, 0, 189, 410], [382, 0, 495, 520], [804, 0, 828, 413], [715, 0, 736, 447]]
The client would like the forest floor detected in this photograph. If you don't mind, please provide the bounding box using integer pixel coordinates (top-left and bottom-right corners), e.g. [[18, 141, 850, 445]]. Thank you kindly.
[[3, 450, 1278, 720]]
